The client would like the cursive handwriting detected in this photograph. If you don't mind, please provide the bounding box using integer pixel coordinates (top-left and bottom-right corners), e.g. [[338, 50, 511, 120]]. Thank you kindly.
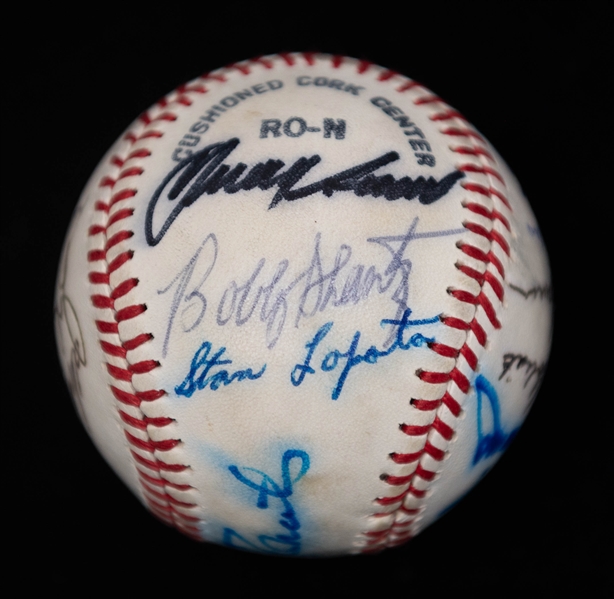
[[175, 340, 266, 398], [222, 449, 310, 555], [158, 234, 218, 358], [472, 375, 519, 466], [145, 137, 464, 245], [54, 244, 87, 415], [500, 352, 546, 399], [291, 308, 438, 400], [158, 219, 463, 355], [509, 283, 552, 301]]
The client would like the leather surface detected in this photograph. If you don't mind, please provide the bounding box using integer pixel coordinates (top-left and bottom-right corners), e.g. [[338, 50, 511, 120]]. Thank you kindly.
[[55, 53, 552, 556]]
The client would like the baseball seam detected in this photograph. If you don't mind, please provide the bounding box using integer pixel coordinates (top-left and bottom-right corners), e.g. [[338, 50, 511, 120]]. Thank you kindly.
[[87, 96, 206, 538], [83, 52, 513, 549], [360, 74, 513, 550]]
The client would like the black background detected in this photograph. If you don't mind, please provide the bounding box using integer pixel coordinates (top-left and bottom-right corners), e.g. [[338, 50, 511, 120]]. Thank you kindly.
[[6, 4, 611, 593]]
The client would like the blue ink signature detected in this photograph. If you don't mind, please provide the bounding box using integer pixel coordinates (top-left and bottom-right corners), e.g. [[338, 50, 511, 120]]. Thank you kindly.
[[175, 340, 266, 398], [473, 375, 520, 466], [291, 308, 438, 400], [223, 449, 310, 555]]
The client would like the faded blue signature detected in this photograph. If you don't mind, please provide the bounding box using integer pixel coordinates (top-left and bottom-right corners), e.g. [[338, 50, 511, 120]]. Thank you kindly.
[[473, 375, 520, 466], [175, 340, 266, 398], [291, 308, 438, 400], [157, 219, 463, 356], [223, 449, 310, 555]]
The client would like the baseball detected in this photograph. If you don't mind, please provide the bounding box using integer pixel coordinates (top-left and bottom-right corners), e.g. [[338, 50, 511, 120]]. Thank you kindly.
[[55, 52, 552, 556]]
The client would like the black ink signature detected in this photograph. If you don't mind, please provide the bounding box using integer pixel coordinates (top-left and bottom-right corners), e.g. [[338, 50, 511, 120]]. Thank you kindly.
[[222, 449, 310, 555], [158, 220, 463, 355], [145, 137, 464, 245], [509, 283, 552, 301], [500, 352, 546, 399], [54, 244, 87, 420]]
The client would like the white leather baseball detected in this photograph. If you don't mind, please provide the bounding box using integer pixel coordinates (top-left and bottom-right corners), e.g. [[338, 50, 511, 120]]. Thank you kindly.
[[55, 52, 552, 556]]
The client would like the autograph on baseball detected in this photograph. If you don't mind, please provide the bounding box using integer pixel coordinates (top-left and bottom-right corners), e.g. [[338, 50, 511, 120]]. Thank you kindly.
[[55, 53, 552, 556]]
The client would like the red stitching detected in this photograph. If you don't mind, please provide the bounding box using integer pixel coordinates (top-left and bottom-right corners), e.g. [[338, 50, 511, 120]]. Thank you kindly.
[[100, 340, 126, 358], [463, 220, 510, 255], [115, 304, 146, 322], [91, 294, 113, 309], [131, 450, 186, 473], [279, 52, 295, 66], [376, 491, 408, 506], [399, 423, 429, 436], [400, 505, 420, 516], [441, 315, 471, 331], [302, 52, 316, 66], [124, 130, 163, 144], [357, 60, 372, 74], [111, 277, 139, 299], [410, 398, 441, 411], [442, 392, 462, 417], [381, 473, 413, 486], [125, 430, 179, 453], [95, 319, 117, 333], [137, 389, 166, 401], [250, 56, 274, 69], [145, 416, 174, 427], [415, 465, 436, 481], [451, 145, 495, 161], [396, 82, 418, 94], [88, 249, 105, 262], [107, 363, 131, 381], [408, 486, 427, 499], [75, 54, 515, 549], [227, 62, 251, 76], [123, 333, 152, 350], [364, 62, 513, 549], [84, 87, 208, 537], [428, 342, 459, 358], [390, 451, 423, 464], [460, 345, 479, 371], [119, 410, 147, 430], [430, 110, 466, 122], [111, 385, 140, 406], [413, 95, 442, 105], [138, 469, 191, 491], [107, 208, 134, 228], [175, 96, 193, 107], [176, 83, 207, 95], [109, 189, 138, 208], [88, 224, 105, 236], [463, 202, 510, 230], [424, 442, 445, 460], [200, 71, 226, 83], [129, 359, 159, 374], [378, 69, 398, 81], [440, 126, 485, 142], [462, 182, 512, 211], [458, 164, 504, 184], [142, 483, 195, 508]]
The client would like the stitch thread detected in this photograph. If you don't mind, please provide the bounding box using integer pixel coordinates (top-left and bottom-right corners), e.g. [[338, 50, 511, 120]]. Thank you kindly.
[[86, 94, 207, 538], [78, 53, 515, 550], [360, 63, 512, 550]]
